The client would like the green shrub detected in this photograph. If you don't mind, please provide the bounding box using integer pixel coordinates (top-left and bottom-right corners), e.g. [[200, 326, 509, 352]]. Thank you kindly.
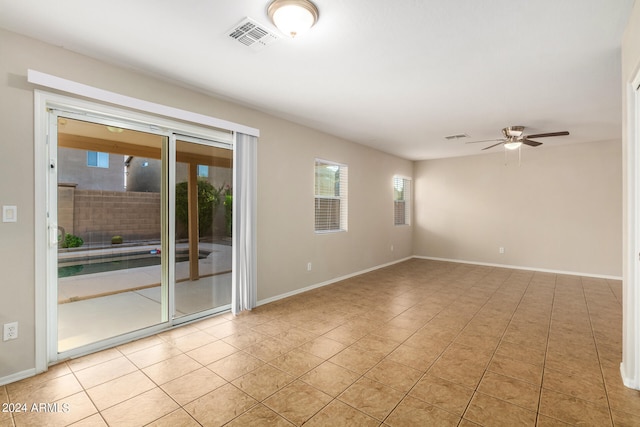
[[60, 233, 84, 248], [175, 179, 222, 237], [224, 194, 233, 237], [111, 235, 123, 244]]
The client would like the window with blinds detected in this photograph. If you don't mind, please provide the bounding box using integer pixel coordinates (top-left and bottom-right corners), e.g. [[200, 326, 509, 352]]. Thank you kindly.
[[315, 159, 348, 232], [394, 176, 411, 226]]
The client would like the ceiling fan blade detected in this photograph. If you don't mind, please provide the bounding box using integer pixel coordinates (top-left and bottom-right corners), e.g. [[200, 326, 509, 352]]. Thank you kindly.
[[465, 138, 503, 144], [482, 142, 505, 150], [522, 138, 543, 147], [525, 131, 569, 139]]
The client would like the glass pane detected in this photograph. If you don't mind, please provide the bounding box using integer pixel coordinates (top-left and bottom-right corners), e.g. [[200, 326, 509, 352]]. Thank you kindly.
[[57, 117, 167, 353], [175, 139, 233, 318], [315, 162, 340, 197]]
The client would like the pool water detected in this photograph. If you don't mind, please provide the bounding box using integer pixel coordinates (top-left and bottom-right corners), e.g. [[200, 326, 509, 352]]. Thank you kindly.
[[58, 252, 205, 278]]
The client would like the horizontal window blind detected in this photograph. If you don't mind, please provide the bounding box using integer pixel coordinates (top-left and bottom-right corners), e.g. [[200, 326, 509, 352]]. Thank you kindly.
[[393, 176, 411, 226], [315, 160, 348, 232]]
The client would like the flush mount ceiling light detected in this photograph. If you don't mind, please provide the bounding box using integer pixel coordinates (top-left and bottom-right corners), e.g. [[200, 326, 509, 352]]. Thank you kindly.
[[267, 0, 319, 38]]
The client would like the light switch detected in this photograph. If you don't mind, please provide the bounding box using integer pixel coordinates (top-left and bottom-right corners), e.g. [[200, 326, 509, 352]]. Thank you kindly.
[[3, 206, 17, 223]]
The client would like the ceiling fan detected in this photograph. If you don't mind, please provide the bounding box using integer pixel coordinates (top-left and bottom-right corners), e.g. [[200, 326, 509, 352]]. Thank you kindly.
[[466, 126, 570, 151]]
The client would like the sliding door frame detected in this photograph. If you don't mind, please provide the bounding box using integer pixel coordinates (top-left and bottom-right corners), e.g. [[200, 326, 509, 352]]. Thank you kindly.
[[34, 90, 240, 369]]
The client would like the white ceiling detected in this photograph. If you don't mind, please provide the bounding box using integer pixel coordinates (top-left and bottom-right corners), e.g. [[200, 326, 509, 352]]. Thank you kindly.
[[0, 0, 634, 160]]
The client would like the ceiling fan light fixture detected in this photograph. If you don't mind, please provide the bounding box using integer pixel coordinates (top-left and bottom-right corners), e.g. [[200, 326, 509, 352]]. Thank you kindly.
[[504, 141, 522, 150], [268, 0, 319, 38]]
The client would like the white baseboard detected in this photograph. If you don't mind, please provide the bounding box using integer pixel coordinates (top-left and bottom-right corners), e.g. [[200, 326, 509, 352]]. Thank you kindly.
[[414, 256, 622, 281], [0, 368, 36, 387], [257, 256, 413, 307]]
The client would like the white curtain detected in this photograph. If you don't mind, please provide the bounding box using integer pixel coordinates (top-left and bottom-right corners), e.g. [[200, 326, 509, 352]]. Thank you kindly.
[[232, 132, 257, 315]]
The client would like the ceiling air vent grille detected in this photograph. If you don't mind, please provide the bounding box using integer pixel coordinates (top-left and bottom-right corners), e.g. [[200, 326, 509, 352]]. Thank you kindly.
[[444, 133, 469, 140], [228, 18, 279, 51]]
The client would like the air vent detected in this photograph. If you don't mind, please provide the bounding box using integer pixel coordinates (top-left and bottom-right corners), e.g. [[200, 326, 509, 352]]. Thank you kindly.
[[228, 18, 280, 51], [444, 133, 469, 140]]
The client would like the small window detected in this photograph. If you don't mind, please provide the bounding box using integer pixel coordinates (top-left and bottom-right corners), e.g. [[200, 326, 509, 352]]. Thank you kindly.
[[315, 159, 348, 232], [394, 176, 411, 226], [197, 164, 209, 177], [87, 151, 109, 168]]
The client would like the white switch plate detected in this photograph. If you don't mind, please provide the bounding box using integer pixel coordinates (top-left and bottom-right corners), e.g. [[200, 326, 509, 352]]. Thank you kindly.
[[2, 205, 17, 223]]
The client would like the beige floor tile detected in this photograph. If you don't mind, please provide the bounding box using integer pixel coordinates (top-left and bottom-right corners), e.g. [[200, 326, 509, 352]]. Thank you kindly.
[[226, 404, 294, 426], [263, 380, 332, 425], [428, 355, 486, 389], [101, 388, 178, 426], [329, 346, 381, 375], [5, 363, 72, 396], [67, 348, 122, 372], [232, 364, 295, 401], [298, 336, 346, 359], [161, 367, 227, 406], [68, 413, 108, 426], [385, 395, 460, 427], [542, 366, 608, 407], [269, 348, 324, 377], [606, 384, 640, 417], [352, 334, 400, 359], [12, 391, 98, 427], [464, 392, 536, 427], [495, 339, 546, 366], [201, 320, 247, 339], [306, 399, 379, 427], [86, 370, 156, 410], [409, 374, 474, 415], [324, 324, 369, 346], [221, 329, 268, 349], [116, 335, 164, 355], [124, 342, 183, 369], [243, 337, 291, 362], [369, 324, 416, 343], [142, 353, 202, 385], [145, 408, 200, 427], [185, 339, 238, 365], [273, 327, 317, 348], [299, 361, 360, 397], [488, 353, 543, 386], [365, 358, 422, 393], [338, 377, 404, 421], [7, 373, 83, 406], [535, 414, 573, 426], [611, 409, 640, 426], [386, 343, 439, 372], [184, 383, 256, 426], [477, 371, 540, 411], [4, 260, 632, 427], [539, 388, 613, 426], [207, 351, 265, 381], [163, 330, 218, 352]]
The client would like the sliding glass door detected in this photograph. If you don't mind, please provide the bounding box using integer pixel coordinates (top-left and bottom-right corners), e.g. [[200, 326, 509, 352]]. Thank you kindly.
[[174, 137, 233, 319], [49, 112, 232, 357]]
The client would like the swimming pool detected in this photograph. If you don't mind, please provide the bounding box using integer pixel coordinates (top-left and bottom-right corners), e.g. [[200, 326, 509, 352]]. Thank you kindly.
[[58, 250, 208, 278]]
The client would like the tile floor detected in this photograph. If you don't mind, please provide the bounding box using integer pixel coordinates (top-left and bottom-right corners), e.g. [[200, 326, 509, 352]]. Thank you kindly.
[[2, 259, 639, 426]]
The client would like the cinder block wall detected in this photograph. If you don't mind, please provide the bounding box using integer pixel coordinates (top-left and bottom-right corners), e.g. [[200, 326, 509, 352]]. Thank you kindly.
[[73, 190, 161, 245]]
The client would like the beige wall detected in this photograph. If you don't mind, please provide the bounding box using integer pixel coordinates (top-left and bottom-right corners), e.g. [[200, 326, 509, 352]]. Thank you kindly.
[[0, 29, 413, 380], [413, 140, 622, 277]]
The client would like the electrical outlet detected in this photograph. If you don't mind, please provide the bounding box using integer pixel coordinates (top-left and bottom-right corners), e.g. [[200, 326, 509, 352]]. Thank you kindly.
[[499, 247, 505, 254], [3, 322, 18, 341], [390, 245, 394, 252], [307, 262, 312, 271]]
